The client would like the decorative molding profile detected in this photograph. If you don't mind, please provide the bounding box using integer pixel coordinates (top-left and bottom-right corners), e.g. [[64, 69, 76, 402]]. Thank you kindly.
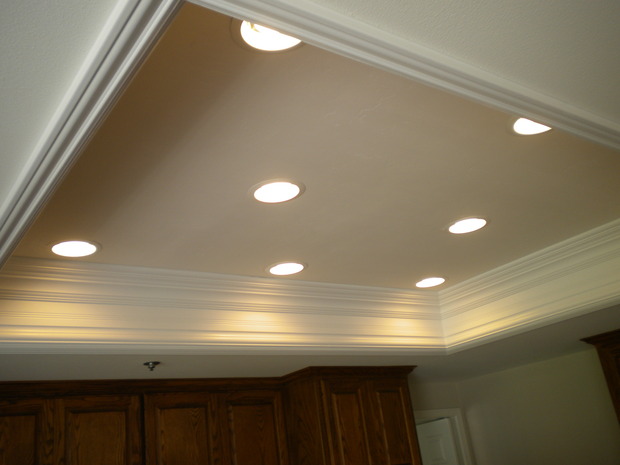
[[1, 220, 619, 354], [0, 0, 619, 354], [191, 0, 620, 150], [2, 258, 440, 319], [440, 219, 620, 351], [0, 0, 183, 268], [0, 257, 445, 352]]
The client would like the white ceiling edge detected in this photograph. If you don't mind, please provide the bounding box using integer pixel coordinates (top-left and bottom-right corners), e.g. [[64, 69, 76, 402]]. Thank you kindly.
[[0, 1, 618, 356], [1, 0, 618, 271], [440, 218, 620, 352], [2, 0, 619, 269], [1, 219, 618, 355], [192, 0, 620, 150], [0, 0, 183, 269]]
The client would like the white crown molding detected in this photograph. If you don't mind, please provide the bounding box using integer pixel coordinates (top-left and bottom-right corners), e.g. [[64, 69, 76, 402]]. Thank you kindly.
[[2, 258, 439, 319], [192, 0, 619, 150], [440, 219, 620, 350], [0, 0, 182, 267], [0, 0, 618, 355], [1, 221, 619, 354], [0, 257, 444, 352]]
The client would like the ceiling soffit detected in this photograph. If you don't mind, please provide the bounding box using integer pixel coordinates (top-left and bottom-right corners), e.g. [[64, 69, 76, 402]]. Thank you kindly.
[[2, 0, 619, 270], [193, 0, 620, 149], [2, 219, 618, 354], [1, 0, 619, 360]]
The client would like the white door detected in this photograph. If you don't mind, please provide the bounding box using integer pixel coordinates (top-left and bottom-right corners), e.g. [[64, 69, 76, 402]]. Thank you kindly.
[[416, 417, 460, 465]]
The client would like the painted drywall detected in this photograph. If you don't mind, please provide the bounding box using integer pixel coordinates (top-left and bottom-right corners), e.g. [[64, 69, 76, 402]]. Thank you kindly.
[[410, 379, 461, 410], [457, 348, 620, 465]]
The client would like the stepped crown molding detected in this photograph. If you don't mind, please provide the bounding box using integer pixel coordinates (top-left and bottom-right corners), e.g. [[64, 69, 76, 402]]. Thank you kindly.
[[0, 0, 183, 267], [440, 219, 620, 350], [1, 219, 619, 354], [2, 0, 618, 270], [1, 0, 619, 354], [193, 0, 619, 150]]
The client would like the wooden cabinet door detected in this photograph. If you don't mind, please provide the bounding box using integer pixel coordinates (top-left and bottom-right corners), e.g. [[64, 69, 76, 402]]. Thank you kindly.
[[0, 398, 53, 465], [366, 378, 422, 465], [219, 390, 289, 465], [321, 376, 422, 465], [321, 378, 372, 465], [144, 392, 223, 465], [54, 395, 142, 465]]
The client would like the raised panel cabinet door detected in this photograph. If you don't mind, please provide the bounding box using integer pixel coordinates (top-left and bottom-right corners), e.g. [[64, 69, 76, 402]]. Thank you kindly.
[[321, 378, 372, 465], [144, 392, 222, 465], [283, 377, 330, 465], [367, 378, 422, 465], [54, 395, 142, 465], [220, 390, 289, 465], [0, 398, 53, 465]]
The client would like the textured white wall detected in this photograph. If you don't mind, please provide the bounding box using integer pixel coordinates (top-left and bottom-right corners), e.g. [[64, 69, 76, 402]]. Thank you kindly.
[[457, 349, 620, 465]]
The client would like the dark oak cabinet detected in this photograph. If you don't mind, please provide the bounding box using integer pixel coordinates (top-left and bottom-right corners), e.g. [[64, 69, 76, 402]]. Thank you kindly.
[[0, 395, 141, 465], [144, 389, 288, 465], [145, 391, 221, 465], [284, 366, 421, 465], [220, 390, 289, 465], [55, 396, 142, 465], [0, 367, 420, 465], [0, 398, 51, 465]]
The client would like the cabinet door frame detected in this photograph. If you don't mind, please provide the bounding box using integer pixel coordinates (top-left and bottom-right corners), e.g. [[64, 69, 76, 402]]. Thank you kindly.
[[0, 398, 54, 465], [219, 389, 290, 465], [54, 395, 142, 465], [320, 377, 374, 465], [143, 391, 222, 465], [366, 377, 422, 465]]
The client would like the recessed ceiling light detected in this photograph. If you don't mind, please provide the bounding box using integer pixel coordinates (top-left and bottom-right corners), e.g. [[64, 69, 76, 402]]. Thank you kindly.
[[269, 262, 305, 276], [415, 277, 446, 289], [449, 217, 487, 234], [240, 21, 302, 51], [51, 240, 98, 257], [512, 117, 552, 135], [253, 181, 304, 203]]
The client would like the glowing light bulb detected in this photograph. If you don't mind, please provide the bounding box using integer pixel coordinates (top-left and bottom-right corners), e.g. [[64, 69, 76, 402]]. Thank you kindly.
[[513, 118, 551, 135], [240, 21, 301, 51]]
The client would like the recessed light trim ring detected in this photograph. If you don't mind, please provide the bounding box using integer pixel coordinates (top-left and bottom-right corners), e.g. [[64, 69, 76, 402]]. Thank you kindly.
[[268, 261, 306, 276], [51, 240, 100, 257], [512, 117, 552, 135], [415, 277, 446, 288], [234, 20, 302, 52], [448, 217, 487, 234], [251, 179, 305, 203]]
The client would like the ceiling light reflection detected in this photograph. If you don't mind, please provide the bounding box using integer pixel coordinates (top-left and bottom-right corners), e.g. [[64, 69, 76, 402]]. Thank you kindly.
[[415, 277, 446, 288], [51, 240, 98, 257], [253, 181, 303, 203], [449, 218, 487, 234], [513, 118, 552, 135], [269, 262, 305, 276], [240, 21, 301, 51]]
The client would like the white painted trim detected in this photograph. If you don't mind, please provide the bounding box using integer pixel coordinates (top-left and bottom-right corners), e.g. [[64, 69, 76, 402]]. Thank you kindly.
[[414, 408, 475, 465], [441, 219, 620, 350], [0, 257, 445, 352], [0, 0, 182, 267], [191, 0, 619, 149], [0, 0, 618, 355], [2, 258, 440, 319], [1, 220, 619, 354]]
